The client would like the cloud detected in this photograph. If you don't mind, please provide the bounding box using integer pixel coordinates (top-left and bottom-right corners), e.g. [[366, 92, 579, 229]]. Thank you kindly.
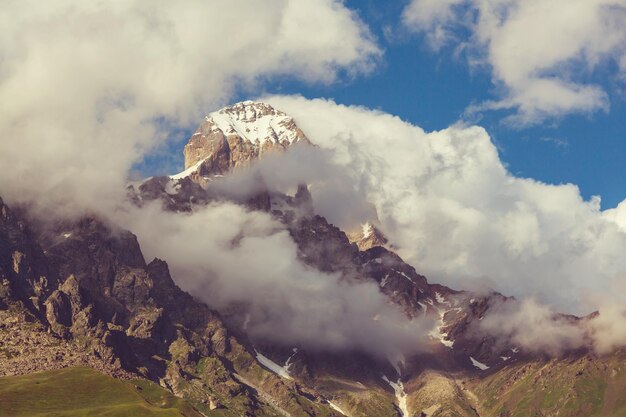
[[205, 143, 377, 230], [402, 0, 626, 124], [587, 301, 626, 353], [265, 95, 626, 318], [476, 298, 587, 355], [402, 0, 467, 48], [117, 201, 431, 358], [476, 296, 626, 355], [0, 0, 380, 216], [604, 199, 626, 232]]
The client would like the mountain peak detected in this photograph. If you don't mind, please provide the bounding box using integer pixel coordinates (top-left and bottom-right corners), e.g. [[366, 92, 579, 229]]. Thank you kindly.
[[213, 100, 287, 119], [179, 101, 310, 178], [203, 101, 306, 150]]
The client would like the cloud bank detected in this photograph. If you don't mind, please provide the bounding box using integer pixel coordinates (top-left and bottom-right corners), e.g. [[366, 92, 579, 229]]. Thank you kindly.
[[604, 200, 626, 232], [403, 0, 626, 124], [118, 202, 431, 358], [266, 95, 626, 318], [476, 297, 626, 355], [205, 143, 377, 230]]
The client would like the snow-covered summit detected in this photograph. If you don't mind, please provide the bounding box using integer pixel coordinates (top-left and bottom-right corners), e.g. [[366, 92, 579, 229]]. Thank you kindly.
[[204, 101, 303, 148], [181, 101, 310, 177]]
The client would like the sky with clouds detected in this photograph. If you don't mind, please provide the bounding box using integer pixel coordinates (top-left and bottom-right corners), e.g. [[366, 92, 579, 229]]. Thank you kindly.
[[1, 0, 626, 352], [133, 0, 626, 208], [262, 0, 626, 210]]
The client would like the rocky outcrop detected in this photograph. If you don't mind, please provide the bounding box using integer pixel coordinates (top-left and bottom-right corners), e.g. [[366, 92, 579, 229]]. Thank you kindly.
[[44, 289, 72, 335], [0, 197, 57, 318], [0, 308, 133, 379]]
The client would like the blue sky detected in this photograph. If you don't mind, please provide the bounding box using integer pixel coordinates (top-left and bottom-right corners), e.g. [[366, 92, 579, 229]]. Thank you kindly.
[[139, 0, 625, 209]]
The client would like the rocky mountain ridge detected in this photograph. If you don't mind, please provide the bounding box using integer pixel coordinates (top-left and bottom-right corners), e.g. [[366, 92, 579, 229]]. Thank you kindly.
[[2, 102, 626, 416]]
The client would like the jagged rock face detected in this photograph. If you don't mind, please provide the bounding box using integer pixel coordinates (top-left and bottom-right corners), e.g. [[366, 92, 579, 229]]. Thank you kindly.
[[44, 218, 148, 326], [359, 246, 431, 314], [44, 290, 72, 332], [129, 176, 211, 212], [0, 198, 57, 316], [288, 215, 361, 274], [183, 101, 310, 177]]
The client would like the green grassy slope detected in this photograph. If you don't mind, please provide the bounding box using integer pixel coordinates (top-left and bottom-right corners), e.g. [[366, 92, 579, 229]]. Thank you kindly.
[[470, 353, 626, 417], [0, 367, 204, 417]]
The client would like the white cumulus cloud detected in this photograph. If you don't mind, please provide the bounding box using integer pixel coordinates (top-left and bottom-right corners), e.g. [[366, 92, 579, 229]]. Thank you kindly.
[[402, 0, 626, 124], [604, 199, 626, 232], [266, 95, 626, 316]]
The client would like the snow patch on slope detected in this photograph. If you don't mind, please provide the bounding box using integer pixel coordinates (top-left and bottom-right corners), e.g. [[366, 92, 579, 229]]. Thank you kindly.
[[380, 274, 390, 288], [328, 401, 348, 416], [428, 308, 454, 348], [255, 350, 293, 380], [284, 348, 298, 372], [435, 292, 451, 305], [417, 301, 428, 315], [382, 375, 409, 417], [393, 269, 415, 284], [207, 101, 302, 146], [170, 158, 205, 180], [470, 356, 490, 371]]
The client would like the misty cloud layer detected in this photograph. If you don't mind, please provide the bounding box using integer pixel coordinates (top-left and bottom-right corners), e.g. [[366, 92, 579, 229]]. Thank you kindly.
[[118, 201, 432, 358], [476, 297, 626, 355], [266, 96, 626, 320], [205, 143, 377, 230]]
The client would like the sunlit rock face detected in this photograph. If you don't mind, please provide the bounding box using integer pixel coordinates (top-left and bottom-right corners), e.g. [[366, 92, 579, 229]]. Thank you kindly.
[[182, 101, 311, 177]]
